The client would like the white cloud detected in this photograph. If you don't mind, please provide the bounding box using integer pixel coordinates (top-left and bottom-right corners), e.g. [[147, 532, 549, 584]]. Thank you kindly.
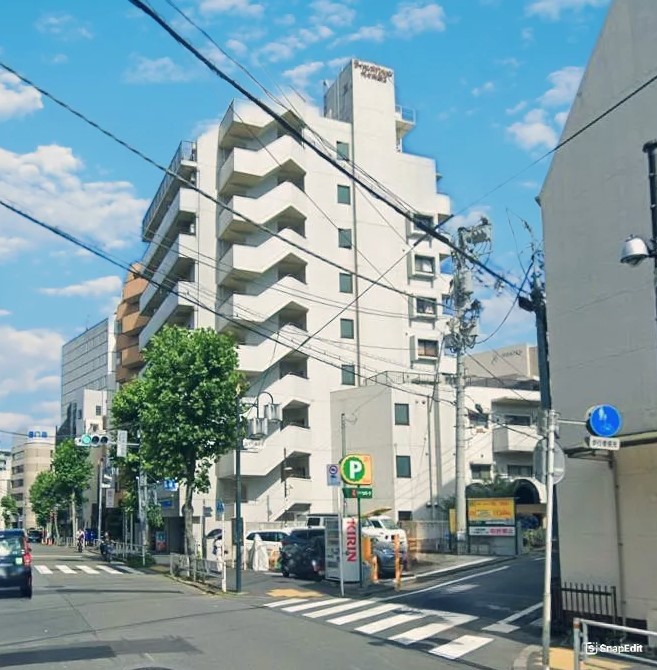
[[334, 25, 385, 45], [283, 62, 325, 91], [40, 275, 122, 298], [441, 207, 492, 237], [391, 2, 446, 36], [200, 45, 233, 70], [49, 53, 69, 65], [199, 0, 264, 17], [123, 55, 198, 84], [507, 108, 558, 151], [506, 100, 528, 115], [526, 0, 608, 20], [554, 110, 569, 126], [328, 57, 351, 69], [477, 291, 535, 347], [521, 27, 534, 43], [472, 81, 495, 97], [497, 57, 521, 69], [227, 39, 248, 56], [257, 25, 333, 63], [519, 180, 539, 189], [0, 144, 147, 258], [0, 72, 43, 121], [275, 14, 296, 26], [539, 65, 583, 107], [0, 309, 10, 317], [35, 13, 93, 40], [310, 0, 356, 27]]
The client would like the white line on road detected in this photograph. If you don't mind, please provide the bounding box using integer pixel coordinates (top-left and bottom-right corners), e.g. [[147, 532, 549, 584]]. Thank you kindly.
[[482, 602, 542, 633], [304, 600, 374, 619], [328, 603, 399, 626], [355, 611, 426, 635], [77, 565, 100, 575], [34, 565, 53, 575], [382, 565, 510, 601], [282, 598, 343, 613], [429, 634, 493, 659], [412, 557, 497, 580], [55, 565, 76, 574], [114, 565, 140, 574], [264, 598, 307, 608], [389, 615, 476, 646], [96, 565, 122, 575], [529, 617, 542, 628]]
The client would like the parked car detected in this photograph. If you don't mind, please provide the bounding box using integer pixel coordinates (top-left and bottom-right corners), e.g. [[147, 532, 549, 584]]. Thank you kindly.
[[27, 529, 42, 544], [361, 515, 408, 548], [281, 536, 325, 580], [0, 529, 33, 598], [372, 541, 408, 579], [244, 529, 290, 555], [280, 527, 325, 575], [305, 514, 337, 528]]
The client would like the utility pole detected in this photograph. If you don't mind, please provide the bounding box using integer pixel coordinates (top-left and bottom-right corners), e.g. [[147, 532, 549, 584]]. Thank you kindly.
[[235, 397, 243, 594], [97, 457, 103, 540], [445, 220, 490, 553]]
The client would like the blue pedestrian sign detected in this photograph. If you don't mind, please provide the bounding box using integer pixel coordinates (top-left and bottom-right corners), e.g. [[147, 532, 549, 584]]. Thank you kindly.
[[216, 500, 225, 515], [586, 405, 622, 438], [163, 479, 178, 492]]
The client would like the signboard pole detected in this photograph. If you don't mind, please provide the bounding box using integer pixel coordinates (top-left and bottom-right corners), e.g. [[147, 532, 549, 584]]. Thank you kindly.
[[357, 491, 363, 588], [221, 508, 226, 593], [338, 508, 345, 597]]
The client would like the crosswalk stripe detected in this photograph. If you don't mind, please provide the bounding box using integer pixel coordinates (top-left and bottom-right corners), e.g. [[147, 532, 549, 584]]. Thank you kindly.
[[388, 614, 477, 645], [355, 612, 426, 635], [55, 565, 76, 574], [264, 598, 307, 608], [482, 601, 542, 633], [429, 634, 493, 659], [282, 598, 343, 613], [77, 565, 99, 574], [328, 604, 399, 626], [529, 617, 542, 628], [113, 564, 139, 574], [304, 600, 375, 619], [96, 565, 121, 575], [35, 565, 52, 575]]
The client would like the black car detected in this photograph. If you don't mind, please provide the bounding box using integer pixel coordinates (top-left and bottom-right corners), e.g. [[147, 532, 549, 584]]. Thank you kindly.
[[372, 541, 408, 579], [27, 529, 42, 544], [281, 536, 325, 580], [280, 528, 325, 577], [0, 529, 33, 598]]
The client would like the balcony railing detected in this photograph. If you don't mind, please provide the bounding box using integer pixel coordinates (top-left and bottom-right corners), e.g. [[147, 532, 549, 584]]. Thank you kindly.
[[395, 105, 416, 124], [142, 140, 197, 238]]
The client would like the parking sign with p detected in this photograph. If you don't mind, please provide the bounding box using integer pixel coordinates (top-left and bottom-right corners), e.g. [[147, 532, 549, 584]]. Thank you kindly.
[[339, 454, 372, 485]]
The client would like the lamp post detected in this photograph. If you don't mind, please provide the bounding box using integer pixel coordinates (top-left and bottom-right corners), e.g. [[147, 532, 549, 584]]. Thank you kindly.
[[235, 391, 281, 593]]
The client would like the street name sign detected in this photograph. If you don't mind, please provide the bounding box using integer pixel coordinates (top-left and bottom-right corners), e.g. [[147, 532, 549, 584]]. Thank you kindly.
[[339, 454, 372, 485], [117, 430, 128, 458], [343, 487, 373, 499], [586, 436, 621, 451]]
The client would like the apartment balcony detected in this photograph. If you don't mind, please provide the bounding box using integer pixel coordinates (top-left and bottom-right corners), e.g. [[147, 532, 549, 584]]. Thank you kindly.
[[234, 324, 309, 373], [115, 332, 138, 351], [266, 372, 312, 407], [142, 142, 197, 242], [121, 345, 143, 369], [218, 135, 306, 198], [217, 230, 307, 287], [140, 233, 196, 315], [122, 311, 149, 336], [218, 181, 308, 241], [218, 100, 274, 147], [139, 281, 195, 349], [395, 105, 416, 141], [122, 275, 147, 303], [492, 425, 539, 453]]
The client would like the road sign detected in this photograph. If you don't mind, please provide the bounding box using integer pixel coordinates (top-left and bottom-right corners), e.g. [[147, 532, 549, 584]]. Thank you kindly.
[[216, 500, 225, 514], [533, 439, 566, 485], [586, 436, 621, 451], [116, 430, 128, 458], [203, 506, 213, 518], [343, 487, 373, 499], [160, 499, 173, 509], [339, 454, 372, 485], [326, 464, 341, 487], [586, 405, 622, 437], [163, 479, 178, 492]]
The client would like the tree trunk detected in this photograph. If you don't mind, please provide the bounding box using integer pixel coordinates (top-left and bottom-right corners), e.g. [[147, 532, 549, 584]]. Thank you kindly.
[[71, 494, 77, 540], [183, 482, 195, 563]]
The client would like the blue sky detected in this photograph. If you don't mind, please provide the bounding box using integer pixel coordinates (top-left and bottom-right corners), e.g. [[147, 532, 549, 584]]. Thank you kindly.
[[0, 0, 610, 434]]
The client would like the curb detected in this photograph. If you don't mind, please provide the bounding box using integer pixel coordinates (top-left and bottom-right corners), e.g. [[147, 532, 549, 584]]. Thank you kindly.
[[513, 645, 540, 670]]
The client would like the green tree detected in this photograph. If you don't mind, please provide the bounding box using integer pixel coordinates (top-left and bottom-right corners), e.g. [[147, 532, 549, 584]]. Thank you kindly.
[[51, 439, 94, 535], [112, 326, 243, 560], [29, 470, 63, 528], [1, 494, 18, 528]]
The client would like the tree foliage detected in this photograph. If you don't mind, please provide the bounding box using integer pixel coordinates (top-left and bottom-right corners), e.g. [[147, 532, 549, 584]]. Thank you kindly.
[[29, 471, 63, 528], [111, 326, 243, 557], [52, 439, 94, 508], [1, 495, 17, 528]]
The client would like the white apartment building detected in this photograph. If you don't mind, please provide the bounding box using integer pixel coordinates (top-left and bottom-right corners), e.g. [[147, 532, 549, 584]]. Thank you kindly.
[[539, 0, 657, 628], [0, 448, 11, 528], [138, 59, 452, 536], [330, 344, 543, 522], [11, 429, 55, 529]]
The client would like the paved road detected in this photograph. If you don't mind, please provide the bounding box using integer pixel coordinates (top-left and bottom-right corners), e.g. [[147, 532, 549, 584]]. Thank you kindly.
[[0, 544, 475, 670]]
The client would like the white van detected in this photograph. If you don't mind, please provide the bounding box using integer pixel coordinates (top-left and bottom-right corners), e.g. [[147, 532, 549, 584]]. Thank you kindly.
[[361, 516, 408, 548]]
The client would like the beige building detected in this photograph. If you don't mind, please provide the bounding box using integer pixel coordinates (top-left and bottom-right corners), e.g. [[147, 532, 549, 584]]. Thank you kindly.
[[0, 448, 11, 529], [11, 429, 55, 529], [115, 263, 148, 386]]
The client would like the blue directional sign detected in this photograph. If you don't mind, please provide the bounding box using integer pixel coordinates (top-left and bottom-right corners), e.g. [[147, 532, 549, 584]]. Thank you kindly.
[[163, 479, 178, 492], [586, 405, 622, 438]]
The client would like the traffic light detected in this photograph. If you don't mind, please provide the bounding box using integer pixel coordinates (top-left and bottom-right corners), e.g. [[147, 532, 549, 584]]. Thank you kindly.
[[74, 433, 109, 447]]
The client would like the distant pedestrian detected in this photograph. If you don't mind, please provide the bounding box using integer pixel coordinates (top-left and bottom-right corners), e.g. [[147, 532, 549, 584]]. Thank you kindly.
[[212, 536, 224, 574]]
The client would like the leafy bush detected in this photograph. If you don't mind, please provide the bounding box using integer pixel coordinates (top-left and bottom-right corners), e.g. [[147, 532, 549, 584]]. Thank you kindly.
[[126, 553, 155, 568]]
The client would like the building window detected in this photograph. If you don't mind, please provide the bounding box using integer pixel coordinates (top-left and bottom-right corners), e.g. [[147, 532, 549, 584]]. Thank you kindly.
[[337, 141, 350, 160], [396, 455, 411, 478], [337, 185, 351, 205], [339, 272, 353, 293], [505, 414, 532, 426], [338, 228, 352, 249], [95, 405, 102, 416], [414, 255, 435, 275], [508, 465, 533, 478], [398, 510, 412, 521], [468, 411, 489, 427], [394, 403, 410, 425], [471, 464, 491, 481], [418, 339, 439, 358], [416, 297, 437, 317], [412, 213, 433, 233], [340, 319, 354, 339], [76, 409, 82, 420], [341, 364, 356, 386]]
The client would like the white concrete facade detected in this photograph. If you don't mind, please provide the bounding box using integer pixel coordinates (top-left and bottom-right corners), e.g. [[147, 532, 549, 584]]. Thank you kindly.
[[138, 60, 452, 535], [539, 0, 657, 625], [0, 448, 11, 528]]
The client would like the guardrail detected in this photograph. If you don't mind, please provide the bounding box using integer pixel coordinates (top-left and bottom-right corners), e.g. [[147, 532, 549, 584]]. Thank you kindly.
[[574, 618, 657, 669]]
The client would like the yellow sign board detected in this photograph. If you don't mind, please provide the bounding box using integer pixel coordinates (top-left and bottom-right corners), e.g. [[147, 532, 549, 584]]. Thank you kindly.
[[449, 508, 456, 534], [467, 498, 515, 526], [339, 454, 373, 485]]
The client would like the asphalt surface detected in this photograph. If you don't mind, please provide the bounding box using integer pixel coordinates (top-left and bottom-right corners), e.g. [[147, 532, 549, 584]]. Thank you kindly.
[[0, 543, 481, 670]]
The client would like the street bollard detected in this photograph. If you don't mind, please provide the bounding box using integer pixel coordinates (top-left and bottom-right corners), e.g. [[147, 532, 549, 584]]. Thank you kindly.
[[394, 534, 401, 591], [573, 618, 581, 670]]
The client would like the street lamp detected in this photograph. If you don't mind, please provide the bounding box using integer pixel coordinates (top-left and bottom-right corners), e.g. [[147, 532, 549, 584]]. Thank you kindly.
[[235, 390, 281, 593]]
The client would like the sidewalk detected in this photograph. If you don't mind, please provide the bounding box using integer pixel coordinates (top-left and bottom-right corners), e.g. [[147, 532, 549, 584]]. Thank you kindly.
[[516, 645, 657, 670]]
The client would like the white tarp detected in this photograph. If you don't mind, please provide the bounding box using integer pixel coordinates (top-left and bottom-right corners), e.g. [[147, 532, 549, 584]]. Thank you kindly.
[[250, 534, 269, 572]]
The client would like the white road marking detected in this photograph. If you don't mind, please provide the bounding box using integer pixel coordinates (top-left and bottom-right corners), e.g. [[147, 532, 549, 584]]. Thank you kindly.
[[264, 598, 307, 608], [429, 634, 494, 659], [383, 565, 510, 601], [355, 612, 426, 635], [328, 603, 400, 625], [533, 556, 545, 562], [77, 565, 100, 575], [114, 564, 139, 574], [411, 557, 497, 579], [304, 600, 375, 618], [389, 613, 477, 645], [56, 565, 76, 574], [282, 598, 343, 613], [442, 583, 478, 594], [34, 565, 53, 575], [96, 565, 122, 575], [529, 617, 543, 628], [482, 601, 542, 633]]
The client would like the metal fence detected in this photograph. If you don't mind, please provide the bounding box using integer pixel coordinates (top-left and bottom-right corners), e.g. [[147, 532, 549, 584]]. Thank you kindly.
[[552, 582, 618, 634]]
